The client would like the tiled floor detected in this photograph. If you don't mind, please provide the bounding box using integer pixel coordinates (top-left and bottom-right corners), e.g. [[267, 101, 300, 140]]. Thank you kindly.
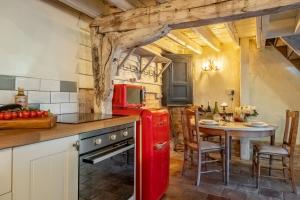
[[163, 147, 300, 200]]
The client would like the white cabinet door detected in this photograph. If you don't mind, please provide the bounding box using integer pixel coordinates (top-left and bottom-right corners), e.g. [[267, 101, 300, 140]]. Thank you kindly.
[[0, 148, 12, 196], [13, 136, 79, 200], [0, 193, 11, 200]]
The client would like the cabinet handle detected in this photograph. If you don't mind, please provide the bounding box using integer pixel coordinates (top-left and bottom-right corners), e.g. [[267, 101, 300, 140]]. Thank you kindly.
[[73, 141, 80, 151], [154, 141, 167, 150]]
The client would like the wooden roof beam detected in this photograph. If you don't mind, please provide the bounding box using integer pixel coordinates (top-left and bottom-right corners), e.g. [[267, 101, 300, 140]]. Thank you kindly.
[[155, 0, 169, 4], [256, 15, 270, 48], [192, 27, 221, 52], [225, 22, 240, 47], [91, 0, 300, 33], [266, 17, 296, 38], [58, 0, 108, 17], [295, 11, 300, 33], [154, 38, 192, 54], [106, 0, 144, 11], [167, 30, 202, 54]]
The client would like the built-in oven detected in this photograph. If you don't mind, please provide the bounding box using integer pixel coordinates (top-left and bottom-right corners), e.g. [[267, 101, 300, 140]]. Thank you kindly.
[[78, 123, 135, 200]]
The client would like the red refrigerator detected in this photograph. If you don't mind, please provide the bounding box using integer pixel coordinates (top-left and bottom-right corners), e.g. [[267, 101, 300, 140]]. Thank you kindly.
[[112, 84, 170, 200]]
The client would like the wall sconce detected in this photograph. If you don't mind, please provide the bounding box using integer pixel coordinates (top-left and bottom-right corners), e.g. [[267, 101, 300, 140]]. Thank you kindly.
[[202, 59, 221, 71]]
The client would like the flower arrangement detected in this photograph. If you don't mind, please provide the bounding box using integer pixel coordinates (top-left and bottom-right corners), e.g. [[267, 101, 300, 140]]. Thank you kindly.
[[234, 105, 259, 122]]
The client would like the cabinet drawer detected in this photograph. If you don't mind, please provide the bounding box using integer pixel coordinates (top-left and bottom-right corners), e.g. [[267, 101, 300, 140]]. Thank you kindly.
[[0, 149, 12, 196], [0, 193, 11, 200]]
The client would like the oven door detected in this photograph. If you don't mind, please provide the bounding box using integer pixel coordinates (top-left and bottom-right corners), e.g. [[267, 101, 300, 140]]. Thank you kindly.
[[79, 141, 135, 200]]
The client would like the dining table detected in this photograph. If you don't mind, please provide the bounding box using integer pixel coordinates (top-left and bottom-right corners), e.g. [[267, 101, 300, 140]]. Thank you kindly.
[[197, 121, 278, 185]]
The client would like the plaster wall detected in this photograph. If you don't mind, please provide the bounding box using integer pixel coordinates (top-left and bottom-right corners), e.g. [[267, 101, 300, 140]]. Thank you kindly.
[[192, 44, 241, 111], [247, 40, 300, 143]]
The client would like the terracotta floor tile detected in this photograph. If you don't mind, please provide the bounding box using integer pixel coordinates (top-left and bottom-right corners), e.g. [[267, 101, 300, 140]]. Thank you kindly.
[[165, 146, 300, 200]]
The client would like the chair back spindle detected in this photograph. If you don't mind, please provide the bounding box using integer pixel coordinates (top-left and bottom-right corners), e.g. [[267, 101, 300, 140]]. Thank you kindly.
[[282, 110, 299, 157]]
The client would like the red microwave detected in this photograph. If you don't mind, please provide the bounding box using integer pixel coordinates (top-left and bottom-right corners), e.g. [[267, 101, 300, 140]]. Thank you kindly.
[[112, 84, 145, 108]]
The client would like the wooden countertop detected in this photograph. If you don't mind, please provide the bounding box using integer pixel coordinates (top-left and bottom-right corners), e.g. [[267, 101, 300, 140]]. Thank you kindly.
[[0, 115, 139, 150]]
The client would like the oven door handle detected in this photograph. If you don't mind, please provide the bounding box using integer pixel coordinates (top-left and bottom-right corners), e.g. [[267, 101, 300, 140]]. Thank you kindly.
[[82, 144, 134, 165]]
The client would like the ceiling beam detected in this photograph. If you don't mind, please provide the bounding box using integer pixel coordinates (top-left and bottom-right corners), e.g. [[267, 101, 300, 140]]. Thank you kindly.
[[106, 0, 144, 11], [142, 44, 164, 56], [167, 30, 202, 54], [91, 0, 300, 33], [265, 17, 296, 38], [155, 0, 169, 4], [295, 11, 300, 33], [225, 22, 240, 47], [256, 15, 270, 48], [154, 38, 192, 54], [192, 27, 221, 52], [57, 0, 107, 17]]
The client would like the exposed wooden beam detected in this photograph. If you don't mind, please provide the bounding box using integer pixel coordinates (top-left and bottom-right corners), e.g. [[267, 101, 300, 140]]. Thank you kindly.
[[295, 11, 300, 33], [58, 0, 107, 17], [154, 38, 192, 54], [192, 27, 221, 52], [142, 44, 164, 56], [167, 30, 202, 54], [91, 0, 300, 33], [256, 15, 270, 48], [155, 0, 169, 4], [225, 22, 239, 47], [266, 17, 295, 38], [106, 0, 144, 11]]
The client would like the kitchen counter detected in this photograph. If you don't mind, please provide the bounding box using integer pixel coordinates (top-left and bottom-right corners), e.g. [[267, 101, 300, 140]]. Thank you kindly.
[[0, 115, 139, 150]]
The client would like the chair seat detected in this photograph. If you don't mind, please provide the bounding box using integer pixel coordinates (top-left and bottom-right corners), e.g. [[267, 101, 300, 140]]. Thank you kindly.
[[255, 144, 289, 155], [187, 141, 222, 151]]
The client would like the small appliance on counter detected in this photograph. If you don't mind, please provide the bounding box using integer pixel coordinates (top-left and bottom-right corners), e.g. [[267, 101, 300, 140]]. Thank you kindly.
[[112, 84, 170, 200]]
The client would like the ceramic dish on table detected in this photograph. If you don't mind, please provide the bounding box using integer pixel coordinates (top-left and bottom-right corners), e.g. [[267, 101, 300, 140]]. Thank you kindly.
[[199, 119, 219, 125], [244, 121, 269, 127]]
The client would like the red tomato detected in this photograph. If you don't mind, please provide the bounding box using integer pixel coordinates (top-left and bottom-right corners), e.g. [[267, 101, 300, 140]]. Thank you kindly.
[[17, 111, 23, 118], [3, 112, 12, 120], [0, 112, 4, 120], [11, 112, 17, 119], [30, 111, 37, 118], [36, 110, 43, 117], [43, 111, 49, 117], [22, 110, 30, 119]]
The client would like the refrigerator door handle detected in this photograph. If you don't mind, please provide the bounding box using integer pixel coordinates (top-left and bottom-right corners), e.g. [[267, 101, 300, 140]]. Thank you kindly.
[[154, 141, 168, 150]]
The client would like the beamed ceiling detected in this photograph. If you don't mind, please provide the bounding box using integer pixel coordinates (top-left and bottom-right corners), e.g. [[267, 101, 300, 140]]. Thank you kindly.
[[57, 0, 300, 53]]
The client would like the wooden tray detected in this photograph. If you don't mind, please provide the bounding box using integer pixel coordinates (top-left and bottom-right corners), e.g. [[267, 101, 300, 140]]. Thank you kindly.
[[0, 115, 57, 129]]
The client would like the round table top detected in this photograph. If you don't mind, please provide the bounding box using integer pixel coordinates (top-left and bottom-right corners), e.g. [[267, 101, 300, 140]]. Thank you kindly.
[[198, 121, 278, 132]]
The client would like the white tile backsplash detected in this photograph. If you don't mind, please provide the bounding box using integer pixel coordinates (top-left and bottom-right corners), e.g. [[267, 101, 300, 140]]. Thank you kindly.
[[15, 77, 40, 91], [0, 90, 16, 104], [51, 92, 69, 103], [28, 91, 50, 104], [70, 93, 78, 102], [40, 79, 60, 91], [40, 104, 61, 114], [60, 103, 78, 114], [1, 76, 79, 112]]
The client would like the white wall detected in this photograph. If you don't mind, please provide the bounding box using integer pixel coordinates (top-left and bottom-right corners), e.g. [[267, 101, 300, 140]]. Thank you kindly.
[[247, 40, 300, 143], [0, 0, 82, 81], [0, 0, 163, 111], [192, 44, 241, 111]]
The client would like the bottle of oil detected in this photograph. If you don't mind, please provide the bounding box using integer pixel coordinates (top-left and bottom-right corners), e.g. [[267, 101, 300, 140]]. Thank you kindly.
[[15, 87, 28, 108]]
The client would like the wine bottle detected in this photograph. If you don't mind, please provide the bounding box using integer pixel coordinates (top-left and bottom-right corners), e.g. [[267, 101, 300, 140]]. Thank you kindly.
[[206, 102, 211, 112], [213, 101, 220, 114]]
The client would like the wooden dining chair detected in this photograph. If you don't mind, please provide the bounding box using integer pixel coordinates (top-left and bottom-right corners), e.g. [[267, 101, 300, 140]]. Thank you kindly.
[[181, 108, 225, 186], [252, 110, 299, 193], [181, 107, 216, 168]]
